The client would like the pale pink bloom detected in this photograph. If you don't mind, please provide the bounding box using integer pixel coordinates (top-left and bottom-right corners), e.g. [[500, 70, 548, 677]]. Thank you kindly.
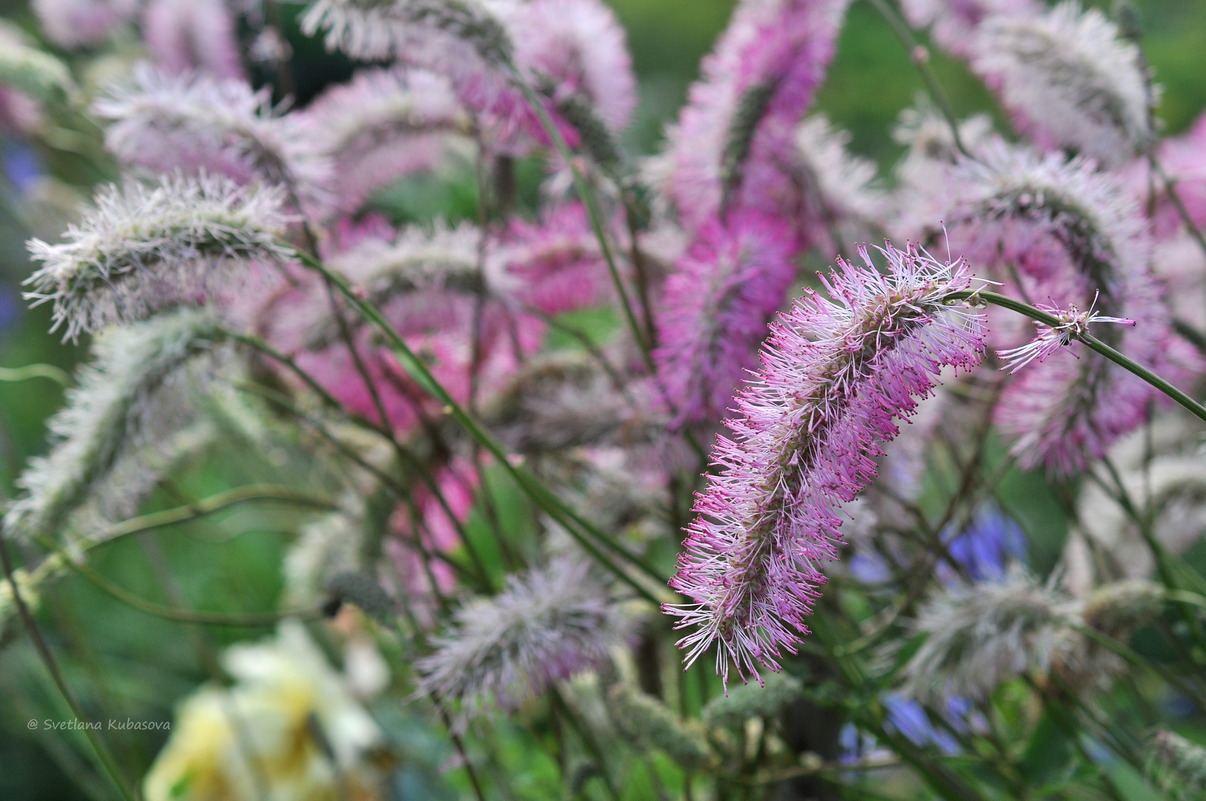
[[939, 141, 1196, 475], [301, 0, 529, 150], [900, 0, 1040, 58], [490, 202, 614, 316], [94, 65, 333, 216], [665, 243, 985, 684], [488, 0, 636, 152], [653, 210, 797, 427], [303, 0, 633, 157], [258, 220, 543, 433], [142, 0, 246, 80], [996, 278, 1192, 477], [33, 0, 139, 49], [971, 2, 1151, 167], [661, 0, 851, 232], [997, 294, 1135, 374], [291, 290, 541, 433], [298, 67, 468, 214], [939, 140, 1148, 292], [301, 0, 518, 65]]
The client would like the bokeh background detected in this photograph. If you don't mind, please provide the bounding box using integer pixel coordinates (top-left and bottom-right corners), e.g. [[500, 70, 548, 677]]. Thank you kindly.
[[2, 1, 1206, 797]]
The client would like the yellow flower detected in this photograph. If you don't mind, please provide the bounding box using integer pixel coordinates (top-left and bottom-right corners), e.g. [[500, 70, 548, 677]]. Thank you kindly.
[[144, 620, 384, 801]]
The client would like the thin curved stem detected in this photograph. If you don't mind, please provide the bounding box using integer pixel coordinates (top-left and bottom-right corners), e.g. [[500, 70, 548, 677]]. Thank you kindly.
[[953, 290, 1206, 423], [865, 0, 971, 160]]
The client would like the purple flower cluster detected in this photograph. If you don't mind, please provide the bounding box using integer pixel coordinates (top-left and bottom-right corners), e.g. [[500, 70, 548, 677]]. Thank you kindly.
[[665, 243, 986, 684]]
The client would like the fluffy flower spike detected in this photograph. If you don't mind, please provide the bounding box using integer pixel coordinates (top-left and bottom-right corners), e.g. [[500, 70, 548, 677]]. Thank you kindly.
[[415, 558, 632, 731], [972, 2, 1151, 166], [94, 66, 333, 214], [665, 242, 986, 685], [661, 0, 851, 229], [4, 310, 227, 543], [25, 173, 291, 341]]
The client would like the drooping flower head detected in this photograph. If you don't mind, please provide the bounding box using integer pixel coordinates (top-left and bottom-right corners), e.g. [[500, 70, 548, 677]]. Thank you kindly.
[[900, 567, 1076, 703], [971, 2, 1152, 167], [25, 172, 292, 341], [939, 140, 1192, 475], [298, 67, 469, 214], [660, 0, 851, 231], [302, 0, 633, 157], [4, 310, 228, 543], [94, 66, 333, 216], [301, 0, 516, 67], [301, 0, 529, 148], [665, 242, 986, 685], [416, 558, 633, 731], [654, 209, 797, 427], [513, 0, 637, 134]]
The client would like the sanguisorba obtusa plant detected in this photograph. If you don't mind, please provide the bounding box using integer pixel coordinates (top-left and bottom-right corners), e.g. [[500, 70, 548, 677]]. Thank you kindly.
[[3, 1, 1206, 799]]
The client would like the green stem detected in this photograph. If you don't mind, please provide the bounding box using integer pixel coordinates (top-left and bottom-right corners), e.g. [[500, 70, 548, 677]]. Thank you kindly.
[[88, 483, 334, 539], [866, 0, 970, 159], [0, 364, 71, 386], [954, 290, 1206, 423], [38, 537, 321, 626]]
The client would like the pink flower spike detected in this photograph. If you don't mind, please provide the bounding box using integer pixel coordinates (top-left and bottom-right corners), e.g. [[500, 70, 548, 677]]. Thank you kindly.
[[653, 210, 798, 428], [998, 294, 1136, 374], [664, 242, 987, 686]]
